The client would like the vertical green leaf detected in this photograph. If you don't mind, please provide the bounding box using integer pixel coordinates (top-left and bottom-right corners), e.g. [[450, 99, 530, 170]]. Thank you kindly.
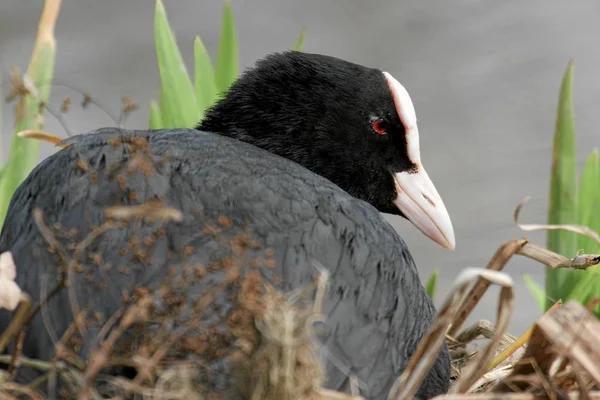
[[566, 268, 600, 314], [215, 0, 239, 94], [0, 72, 3, 165], [154, 0, 199, 128], [194, 36, 218, 117], [425, 269, 438, 302], [577, 149, 600, 253], [0, 0, 60, 227], [293, 28, 307, 52], [157, 86, 173, 128], [545, 61, 579, 310], [523, 274, 547, 312], [575, 148, 600, 317], [148, 100, 163, 129]]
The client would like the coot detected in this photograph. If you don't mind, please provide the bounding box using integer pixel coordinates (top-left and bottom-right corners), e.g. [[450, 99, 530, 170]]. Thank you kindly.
[[0, 51, 454, 399]]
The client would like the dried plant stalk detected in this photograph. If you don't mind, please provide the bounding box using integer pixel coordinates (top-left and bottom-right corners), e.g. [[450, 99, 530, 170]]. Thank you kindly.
[[447, 240, 525, 337], [387, 268, 514, 400], [104, 200, 184, 222], [433, 393, 600, 400], [514, 196, 600, 246], [492, 300, 600, 393], [486, 301, 563, 373]]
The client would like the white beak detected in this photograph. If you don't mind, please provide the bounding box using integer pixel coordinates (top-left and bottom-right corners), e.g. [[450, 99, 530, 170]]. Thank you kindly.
[[392, 167, 456, 250]]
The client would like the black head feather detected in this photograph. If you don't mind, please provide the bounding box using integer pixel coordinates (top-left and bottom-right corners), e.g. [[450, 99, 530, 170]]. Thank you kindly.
[[199, 51, 416, 215]]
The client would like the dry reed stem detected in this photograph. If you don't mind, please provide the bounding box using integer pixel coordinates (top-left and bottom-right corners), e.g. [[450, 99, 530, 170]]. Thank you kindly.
[[467, 364, 514, 394], [104, 200, 184, 222], [248, 270, 363, 400], [492, 300, 600, 393], [388, 268, 514, 400], [514, 197, 600, 246], [433, 394, 600, 400], [448, 197, 600, 339], [432, 301, 600, 400], [447, 241, 599, 339], [450, 272, 515, 394], [35, 0, 61, 47], [397, 197, 600, 399], [518, 242, 600, 269], [447, 239, 525, 338], [0, 295, 31, 355], [486, 301, 563, 373], [448, 320, 514, 381], [16, 130, 63, 145]]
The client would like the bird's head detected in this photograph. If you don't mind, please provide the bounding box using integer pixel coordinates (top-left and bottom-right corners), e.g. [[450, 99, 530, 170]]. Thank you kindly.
[[198, 51, 455, 250]]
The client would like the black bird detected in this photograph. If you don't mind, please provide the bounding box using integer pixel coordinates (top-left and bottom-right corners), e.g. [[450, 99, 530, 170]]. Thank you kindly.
[[0, 51, 455, 399]]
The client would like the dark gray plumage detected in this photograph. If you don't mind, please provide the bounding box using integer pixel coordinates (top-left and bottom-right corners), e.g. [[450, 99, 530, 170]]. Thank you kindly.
[[0, 128, 449, 399]]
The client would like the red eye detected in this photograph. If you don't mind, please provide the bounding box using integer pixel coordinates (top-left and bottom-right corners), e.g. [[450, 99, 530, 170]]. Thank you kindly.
[[372, 118, 389, 135]]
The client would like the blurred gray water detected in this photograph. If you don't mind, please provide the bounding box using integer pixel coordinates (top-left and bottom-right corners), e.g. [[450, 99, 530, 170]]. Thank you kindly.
[[1, 0, 599, 336]]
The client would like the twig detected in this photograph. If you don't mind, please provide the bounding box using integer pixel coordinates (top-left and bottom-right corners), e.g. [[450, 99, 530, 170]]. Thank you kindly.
[[51, 80, 123, 126], [66, 220, 117, 339], [0, 353, 95, 398], [79, 297, 151, 399], [1, 383, 43, 400], [0, 354, 65, 372], [104, 200, 183, 222], [17, 130, 63, 145], [519, 243, 600, 270], [0, 296, 31, 354], [8, 324, 27, 378]]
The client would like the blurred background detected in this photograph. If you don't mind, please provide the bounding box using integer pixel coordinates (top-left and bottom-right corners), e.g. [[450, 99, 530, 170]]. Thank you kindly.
[[1, 0, 598, 335]]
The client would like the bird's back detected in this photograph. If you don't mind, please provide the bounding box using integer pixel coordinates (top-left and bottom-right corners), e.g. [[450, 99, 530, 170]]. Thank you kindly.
[[0, 127, 449, 399]]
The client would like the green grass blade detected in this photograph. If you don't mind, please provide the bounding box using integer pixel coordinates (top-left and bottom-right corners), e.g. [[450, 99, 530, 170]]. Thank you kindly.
[[293, 28, 307, 51], [0, 0, 60, 227], [215, 0, 239, 94], [576, 148, 600, 317], [194, 36, 218, 117], [157, 86, 173, 128], [523, 274, 547, 311], [566, 268, 600, 314], [154, 0, 198, 128], [545, 61, 579, 310], [148, 100, 163, 129], [0, 71, 3, 165], [425, 269, 439, 301], [577, 149, 600, 252]]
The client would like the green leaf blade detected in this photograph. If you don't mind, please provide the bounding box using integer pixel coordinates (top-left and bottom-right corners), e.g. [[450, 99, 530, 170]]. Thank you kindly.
[[215, 0, 239, 94], [425, 269, 439, 302], [293, 28, 306, 52], [154, 0, 199, 128], [0, 0, 60, 227], [523, 274, 547, 312], [566, 267, 600, 313], [577, 149, 600, 253], [148, 100, 163, 129], [545, 61, 579, 310], [194, 36, 218, 118]]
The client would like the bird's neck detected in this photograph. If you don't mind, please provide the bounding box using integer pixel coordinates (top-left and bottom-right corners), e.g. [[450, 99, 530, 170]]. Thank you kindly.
[[198, 113, 353, 188]]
